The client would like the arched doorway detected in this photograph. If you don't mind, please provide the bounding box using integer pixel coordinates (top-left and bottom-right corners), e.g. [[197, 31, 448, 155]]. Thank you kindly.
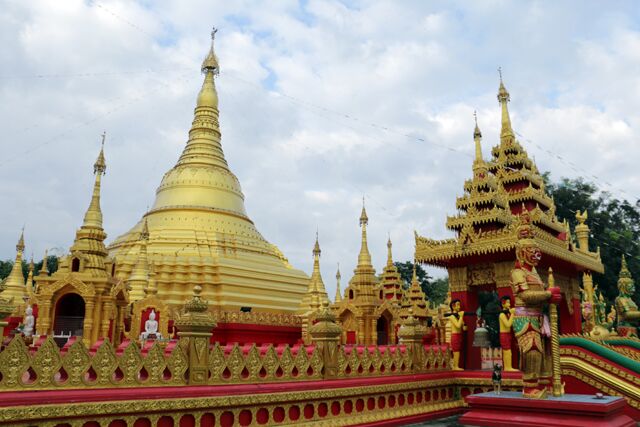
[[54, 293, 85, 338], [377, 316, 389, 345]]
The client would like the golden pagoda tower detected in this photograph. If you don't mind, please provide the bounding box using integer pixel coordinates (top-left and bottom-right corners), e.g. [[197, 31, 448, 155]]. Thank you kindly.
[[335, 201, 384, 345], [400, 263, 429, 320], [108, 29, 308, 312], [126, 218, 150, 301], [34, 137, 129, 346], [2, 230, 27, 315], [379, 237, 403, 302], [298, 233, 330, 314]]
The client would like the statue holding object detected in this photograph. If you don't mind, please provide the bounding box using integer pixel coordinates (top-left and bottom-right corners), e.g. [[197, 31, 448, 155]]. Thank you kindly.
[[498, 296, 517, 372], [510, 209, 561, 399], [448, 298, 466, 371]]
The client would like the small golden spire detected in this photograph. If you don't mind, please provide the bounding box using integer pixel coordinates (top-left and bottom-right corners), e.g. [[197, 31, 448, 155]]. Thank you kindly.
[[82, 134, 107, 229], [2, 230, 28, 304], [357, 198, 372, 267], [473, 111, 483, 162], [386, 235, 394, 267], [497, 68, 514, 142], [335, 263, 342, 303], [359, 196, 368, 226], [16, 228, 25, 253], [40, 249, 49, 275], [26, 256, 34, 296], [313, 229, 321, 257]]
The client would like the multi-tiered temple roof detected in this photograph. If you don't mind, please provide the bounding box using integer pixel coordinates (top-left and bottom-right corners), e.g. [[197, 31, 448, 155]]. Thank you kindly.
[[415, 78, 603, 273]]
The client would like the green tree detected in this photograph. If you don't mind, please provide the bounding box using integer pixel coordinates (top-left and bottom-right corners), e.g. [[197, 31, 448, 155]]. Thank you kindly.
[[394, 261, 448, 306], [544, 173, 640, 305], [0, 256, 58, 282]]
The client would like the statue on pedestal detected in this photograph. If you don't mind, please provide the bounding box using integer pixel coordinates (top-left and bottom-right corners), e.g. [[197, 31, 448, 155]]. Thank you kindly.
[[448, 298, 466, 371], [498, 296, 517, 372], [22, 305, 35, 338], [140, 309, 162, 340], [510, 211, 561, 398]]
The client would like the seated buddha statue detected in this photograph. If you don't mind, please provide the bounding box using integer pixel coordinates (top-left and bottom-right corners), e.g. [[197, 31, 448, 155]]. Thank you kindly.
[[140, 309, 162, 340]]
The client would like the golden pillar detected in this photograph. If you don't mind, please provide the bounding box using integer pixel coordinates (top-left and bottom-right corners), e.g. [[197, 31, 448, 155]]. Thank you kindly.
[[175, 285, 217, 385], [83, 300, 95, 346], [309, 302, 342, 379]]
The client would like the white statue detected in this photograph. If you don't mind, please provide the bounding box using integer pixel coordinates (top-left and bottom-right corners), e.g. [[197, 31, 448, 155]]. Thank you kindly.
[[23, 305, 35, 338], [140, 309, 162, 340]]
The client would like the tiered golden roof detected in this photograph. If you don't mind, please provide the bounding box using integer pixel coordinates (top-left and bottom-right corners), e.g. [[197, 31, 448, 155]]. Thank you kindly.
[[378, 238, 403, 302], [108, 30, 309, 312], [400, 264, 429, 319], [415, 78, 603, 273]]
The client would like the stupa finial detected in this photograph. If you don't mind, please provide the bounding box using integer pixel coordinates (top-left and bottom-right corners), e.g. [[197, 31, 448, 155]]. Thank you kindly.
[[201, 26, 220, 75], [497, 68, 514, 143], [82, 134, 107, 229]]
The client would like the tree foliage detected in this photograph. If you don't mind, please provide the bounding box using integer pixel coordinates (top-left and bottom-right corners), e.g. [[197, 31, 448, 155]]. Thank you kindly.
[[544, 173, 640, 305], [0, 256, 59, 282], [394, 261, 448, 306]]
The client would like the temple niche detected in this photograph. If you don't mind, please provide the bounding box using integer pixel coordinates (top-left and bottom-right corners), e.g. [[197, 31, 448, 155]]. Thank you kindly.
[[414, 77, 604, 370]]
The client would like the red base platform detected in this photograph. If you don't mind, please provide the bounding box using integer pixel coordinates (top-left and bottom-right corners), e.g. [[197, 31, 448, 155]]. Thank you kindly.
[[459, 391, 636, 427]]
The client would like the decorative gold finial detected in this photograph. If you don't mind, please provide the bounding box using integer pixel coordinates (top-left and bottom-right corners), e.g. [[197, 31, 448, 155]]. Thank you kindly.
[[498, 66, 503, 82], [336, 263, 341, 280], [201, 26, 220, 75], [16, 228, 25, 253], [359, 196, 368, 227], [94, 133, 107, 175], [313, 230, 321, 257]]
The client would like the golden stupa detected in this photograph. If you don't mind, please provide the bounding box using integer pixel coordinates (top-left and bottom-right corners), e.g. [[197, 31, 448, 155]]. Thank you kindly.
[[108, 29, 309, 311]]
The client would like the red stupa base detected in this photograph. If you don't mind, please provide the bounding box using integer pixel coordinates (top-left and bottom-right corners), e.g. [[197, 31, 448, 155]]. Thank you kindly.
[[459, 391, 635, 427]]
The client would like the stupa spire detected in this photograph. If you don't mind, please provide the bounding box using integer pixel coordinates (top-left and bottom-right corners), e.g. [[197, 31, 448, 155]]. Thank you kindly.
[[497, 68, 514, 144], [40, 249, 49, 276], [335, 264, 342, 303], [127, 217, 151, 301], [26, 256, 34, 296], [299, 233, 329, 313], [473, 110, 483, 162], [2, 229, 28, 304], [358, 198, 372, 267], [386, 235, 394, 267], [82, 133, 106, 229], [175, 27, 227, 170]]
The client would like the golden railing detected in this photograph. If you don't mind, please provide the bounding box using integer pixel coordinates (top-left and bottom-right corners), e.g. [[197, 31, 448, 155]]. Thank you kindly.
[[0, 336, 450, 390]]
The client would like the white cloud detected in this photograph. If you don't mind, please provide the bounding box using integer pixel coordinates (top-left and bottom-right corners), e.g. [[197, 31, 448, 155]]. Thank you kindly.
[[1, 1, 639, 300]]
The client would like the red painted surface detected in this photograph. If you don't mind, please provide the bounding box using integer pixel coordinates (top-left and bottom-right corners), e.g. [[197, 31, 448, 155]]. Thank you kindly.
[[0, 371, 456, 408], [353, 407, 462, 426], [212, 323, 301, 346], [346, 330, 356, 344], [460, 393, 636, 427], [3, 316, 21, 336]]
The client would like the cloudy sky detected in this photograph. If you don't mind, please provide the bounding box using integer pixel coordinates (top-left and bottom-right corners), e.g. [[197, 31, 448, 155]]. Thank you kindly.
[[1, 1, 639, 298]]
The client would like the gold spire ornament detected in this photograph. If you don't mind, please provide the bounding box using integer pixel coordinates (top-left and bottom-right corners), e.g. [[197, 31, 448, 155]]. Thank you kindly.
[[334, 264, 342, 303], [1, 230, 28, 312], [298, 233, 329, 314]]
